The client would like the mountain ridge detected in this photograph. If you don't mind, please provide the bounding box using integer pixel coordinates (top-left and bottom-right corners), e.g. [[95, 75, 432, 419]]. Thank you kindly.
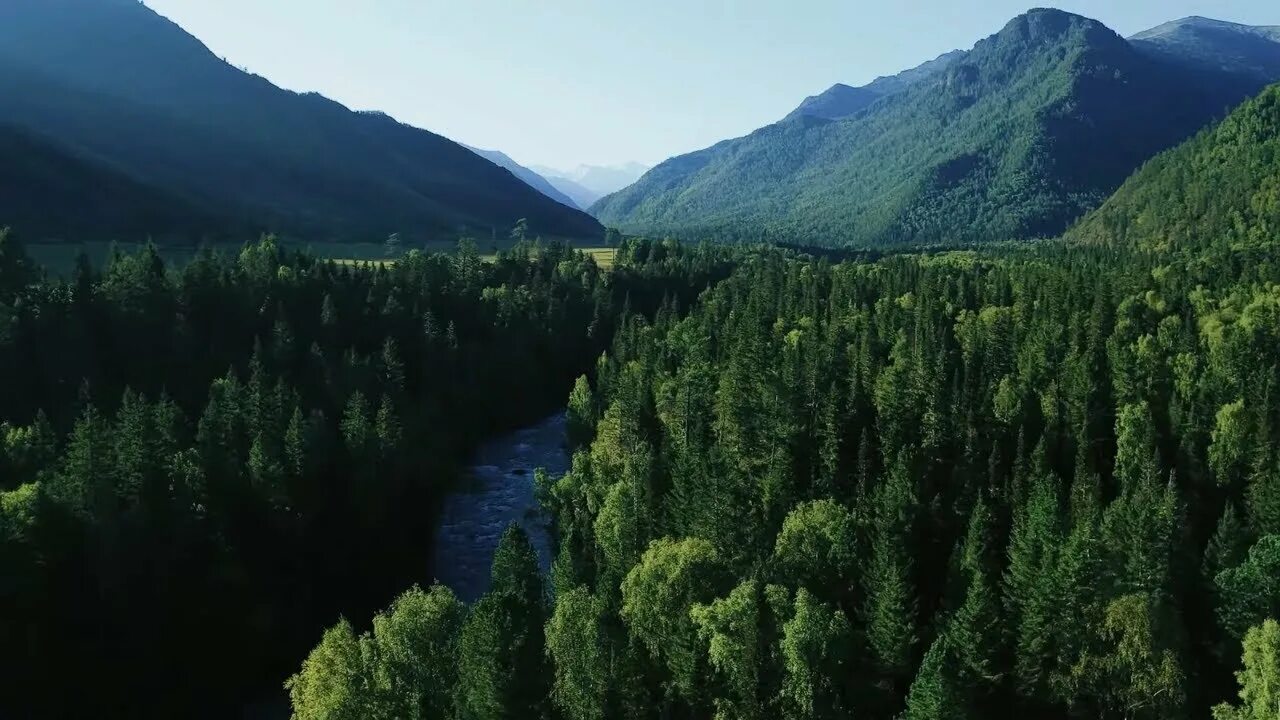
[[463, 146, 582, 210], [592, 8, 1277, 247], [784, 49, 966, 122], [532, 162, 651, 199], [0, 0, 602, 243], [1129, 15, 1280, 83]]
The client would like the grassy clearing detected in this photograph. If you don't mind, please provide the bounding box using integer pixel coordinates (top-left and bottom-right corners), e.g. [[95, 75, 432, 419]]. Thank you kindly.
[[334, 247, 618, 270], [582, 247, 617, 269], [28, 241, 618, 275]]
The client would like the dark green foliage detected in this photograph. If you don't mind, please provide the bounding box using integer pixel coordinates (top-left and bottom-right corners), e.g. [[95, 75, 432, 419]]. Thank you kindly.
[[595, 9, 1272, 248], [16, 37, 1280, 719], [288, 194, 1280, 719], [0, 235, 723, 718], [454, 525, 551, 720], [1216, 536, 1280, 641]]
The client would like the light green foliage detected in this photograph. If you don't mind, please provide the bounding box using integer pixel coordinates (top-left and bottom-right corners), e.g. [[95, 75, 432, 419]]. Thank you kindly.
[[772, 499, 859, 596], [779, 588, 851, 720], [367, 585, 466, 720], [621, 537, 727, 699], [691, 579, 765, 720], [1211, 400, 1253, 488], [545, 586, 608, 720], [286, 618, 370, 720], [1069, 594, 1187, 719], [1213, 619, 1280, 720], [0, 482, 40, 539], [566, 375, 597, 451], [287, 586, 465, 720]]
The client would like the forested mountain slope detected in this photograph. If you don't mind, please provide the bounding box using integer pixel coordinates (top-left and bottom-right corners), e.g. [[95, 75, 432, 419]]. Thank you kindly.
[[0, 0, 602, 243], [0, 124, 228, 241], [1070, 83, 1280, 255], [593, 9, 1273, 247]]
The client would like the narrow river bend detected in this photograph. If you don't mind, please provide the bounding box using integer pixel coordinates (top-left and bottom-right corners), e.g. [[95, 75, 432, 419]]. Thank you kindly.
[[432, 413, 568, 602]]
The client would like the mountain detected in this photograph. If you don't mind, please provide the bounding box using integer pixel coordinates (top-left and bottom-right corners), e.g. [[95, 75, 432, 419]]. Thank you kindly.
[[1069, 81, 1280, 253], [532, 163, 652, 199], [784, 50, 965, 122], [0, 0, 602, 243], [1131, 16, 1280, 82], [464, 146, 582, 210], [540, 175, 605, 210], [593, 9, 1275, 247], [0, 124, 227, 241]]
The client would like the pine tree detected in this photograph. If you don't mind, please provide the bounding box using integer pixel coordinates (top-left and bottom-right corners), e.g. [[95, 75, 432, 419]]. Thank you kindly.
[[1004, 468, 1062, 698], [863, 453, 918, 686], [902, 635, 968, 720], [454, 525, 551, 720]]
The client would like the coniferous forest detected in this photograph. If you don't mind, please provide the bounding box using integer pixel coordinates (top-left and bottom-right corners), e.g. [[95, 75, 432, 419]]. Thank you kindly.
[[0, 233, 727, 717], [278, 86, 1280, 720], [4, 3, 1280, 720]]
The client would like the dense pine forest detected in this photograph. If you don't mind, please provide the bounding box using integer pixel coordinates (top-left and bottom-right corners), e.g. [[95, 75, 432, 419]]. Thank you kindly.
[[285, 237, 1280, 720], [0, 232, 728, 717], [282, 85, 1280, 720]]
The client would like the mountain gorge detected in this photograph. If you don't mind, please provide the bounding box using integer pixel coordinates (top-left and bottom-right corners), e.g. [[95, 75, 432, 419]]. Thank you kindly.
[[1070, 81, 1280, 256], [532, 162, 652, 208], [464, 145, 583, 210], [0, 0, 602, 243], [593, 9, 1280, 248]]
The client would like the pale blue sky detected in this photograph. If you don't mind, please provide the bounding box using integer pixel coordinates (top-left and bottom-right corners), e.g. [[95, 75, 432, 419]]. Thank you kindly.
[[143, 1, 1276, 169]]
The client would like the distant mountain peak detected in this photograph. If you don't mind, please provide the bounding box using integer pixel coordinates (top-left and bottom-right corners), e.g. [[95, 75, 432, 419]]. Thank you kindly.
[[993, 7, 1125, 50], [1129, 15, 1280, 82]]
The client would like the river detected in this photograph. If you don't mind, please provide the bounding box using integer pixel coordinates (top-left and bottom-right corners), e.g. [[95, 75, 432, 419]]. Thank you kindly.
[[432, 412, 568, 602], [244, 412, 569, 718]]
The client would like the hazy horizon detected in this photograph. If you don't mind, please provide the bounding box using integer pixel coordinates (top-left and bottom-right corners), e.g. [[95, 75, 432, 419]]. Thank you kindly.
[[143, 1, 1277, 170]]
